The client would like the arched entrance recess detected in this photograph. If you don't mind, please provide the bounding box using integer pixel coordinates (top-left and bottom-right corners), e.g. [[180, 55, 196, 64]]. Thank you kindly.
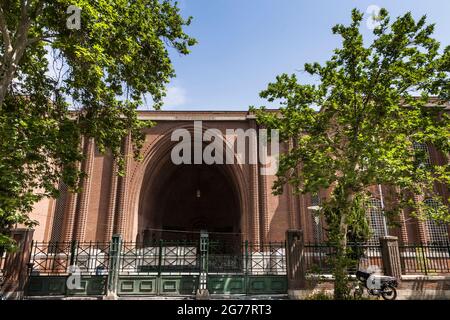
[[127, 125, 250, 244]]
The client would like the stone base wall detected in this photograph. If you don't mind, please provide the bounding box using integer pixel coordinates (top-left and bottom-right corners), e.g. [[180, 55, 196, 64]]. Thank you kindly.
[[289, 276, 450, 300]]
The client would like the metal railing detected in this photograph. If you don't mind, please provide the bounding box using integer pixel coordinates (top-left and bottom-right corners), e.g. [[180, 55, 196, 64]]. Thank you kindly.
[[27, 240, 287, 277], [247, 242, 286, 275], [207, 241, 286, 275], [303, 243, 384, 275], [120, 240, 200, 275], [399, 243, 450, 275], [304, 242, 450, 276], [29, 241, 110, 275], [24, 240, 450, 278]]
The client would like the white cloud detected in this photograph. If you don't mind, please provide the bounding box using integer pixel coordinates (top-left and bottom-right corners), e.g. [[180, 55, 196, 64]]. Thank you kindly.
[[163, 86, 187, 107]]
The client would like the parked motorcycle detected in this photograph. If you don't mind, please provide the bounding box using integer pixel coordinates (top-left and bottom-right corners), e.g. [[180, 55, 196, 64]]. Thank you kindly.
[[353, 270, 399, 300]]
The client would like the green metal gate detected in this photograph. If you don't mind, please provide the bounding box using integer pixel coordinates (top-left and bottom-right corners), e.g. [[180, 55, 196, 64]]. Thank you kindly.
[[207, 240, 287, 295], [26, 241, 109, 297], [115, 238, 200, 296], [25, 234, 287, 297]]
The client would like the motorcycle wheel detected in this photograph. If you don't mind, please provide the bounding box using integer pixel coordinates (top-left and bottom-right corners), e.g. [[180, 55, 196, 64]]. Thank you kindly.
[[381, 286, 397, 300]]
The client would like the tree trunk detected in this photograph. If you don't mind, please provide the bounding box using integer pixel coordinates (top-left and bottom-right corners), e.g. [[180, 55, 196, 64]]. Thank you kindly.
[[333, 214, 349, 299], [0, 9, 32, 107], [331, 188, 355, 299]]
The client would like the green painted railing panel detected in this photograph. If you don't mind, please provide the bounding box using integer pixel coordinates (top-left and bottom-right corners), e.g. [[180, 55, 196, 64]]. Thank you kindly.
[[160, 275, 199, 295], [117, 276, 158, 295], [27, 276, 107, 296], [207, 275, 287, 295], [247, 275, 287, 295], [207, 275, 246, 294], [117, 275, 199, 296], [27, 276, 66, 296], [67, 276, 107, 296]]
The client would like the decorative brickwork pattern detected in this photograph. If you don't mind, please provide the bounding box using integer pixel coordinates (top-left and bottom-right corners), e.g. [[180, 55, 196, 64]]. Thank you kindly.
[[74, 137, 95, 241]]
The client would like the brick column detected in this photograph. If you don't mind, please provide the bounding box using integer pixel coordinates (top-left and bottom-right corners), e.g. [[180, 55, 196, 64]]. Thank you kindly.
[[287, 139, 298, 229], [398, 209, 409, 244], [285, 229, 306, 290], [392, 186, 409, 244], [258, 131, 269, 243], [114, 134, 131, 237], [74, 137, 95, 241], [62, 136, 84, 242], [104, 158, 119, 242], [1, 229, 34, 299], [380, 236, 402, 279], [293, 138, 306, 231], [297, 185, 307, 232], [414, 194, 428, 243], [62, 193, 78, 242], [248, 117, 260, 245]]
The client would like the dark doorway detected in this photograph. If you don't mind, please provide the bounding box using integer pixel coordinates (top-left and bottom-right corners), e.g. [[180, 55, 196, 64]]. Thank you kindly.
[[139, 160, 241, 245]]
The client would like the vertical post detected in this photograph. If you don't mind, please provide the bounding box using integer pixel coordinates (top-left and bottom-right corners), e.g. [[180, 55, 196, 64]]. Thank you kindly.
[[420, 242, 428, 275], [285, 229, 306, 291], [380, 236, 402, 279], [244, 240, 249, 295], [196, 231, 209, 299], [115, 133, 131, 237], [69, 240, 77, 268], [248, 116, 261, 247], [106, 234, 122, 298], [157, 239, 163, 277], [1, 229, 35, 300], [74, 137, 95, 242], [104, 159, 119, 242]]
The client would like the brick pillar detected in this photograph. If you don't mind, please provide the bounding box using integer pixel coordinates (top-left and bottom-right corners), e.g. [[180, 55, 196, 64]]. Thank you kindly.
[[398, 209, 409, 244], [62, 193, 78, 242], [1, 229, 34, 299], [297, 189, 307, 232], [258, 131, 269, 243], [293, 138, 306, 231], [247, 117, 260, 245], [285, 229, 306, 290], [62, 136, 84, 242], [74, 137, 95, 241], [114, 134, 131, 237], [104, 158, 119, 242], [250, 163, 260, 245], [414, 194, 428, 243], [393, 186, 409, 244], [287, 139, 298, 229], [380, 236, 402, 279]]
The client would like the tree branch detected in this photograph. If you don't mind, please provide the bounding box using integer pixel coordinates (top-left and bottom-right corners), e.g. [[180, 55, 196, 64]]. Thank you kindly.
[[27, 32, 58, 45], [0, 4, 12, 54]]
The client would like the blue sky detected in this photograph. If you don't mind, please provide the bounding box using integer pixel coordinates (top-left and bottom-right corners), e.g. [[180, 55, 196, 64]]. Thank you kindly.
[[148, 0, 450, 111]]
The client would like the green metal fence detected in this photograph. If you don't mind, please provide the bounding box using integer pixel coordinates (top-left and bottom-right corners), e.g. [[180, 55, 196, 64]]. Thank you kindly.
[[25, 236, 288, 297], [399, 242, 450, 275], [303, 242, 450, 276], [304, 242, 384, 274], [26, 241, 110, 296]]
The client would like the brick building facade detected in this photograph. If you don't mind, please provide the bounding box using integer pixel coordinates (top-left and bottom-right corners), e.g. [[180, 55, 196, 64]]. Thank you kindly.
[[28, 110, 450, 245]]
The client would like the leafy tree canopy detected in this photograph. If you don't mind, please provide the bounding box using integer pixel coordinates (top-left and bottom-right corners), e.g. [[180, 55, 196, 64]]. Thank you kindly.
[[252, 9, 449, 298], [0, 0, 196, 246]]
